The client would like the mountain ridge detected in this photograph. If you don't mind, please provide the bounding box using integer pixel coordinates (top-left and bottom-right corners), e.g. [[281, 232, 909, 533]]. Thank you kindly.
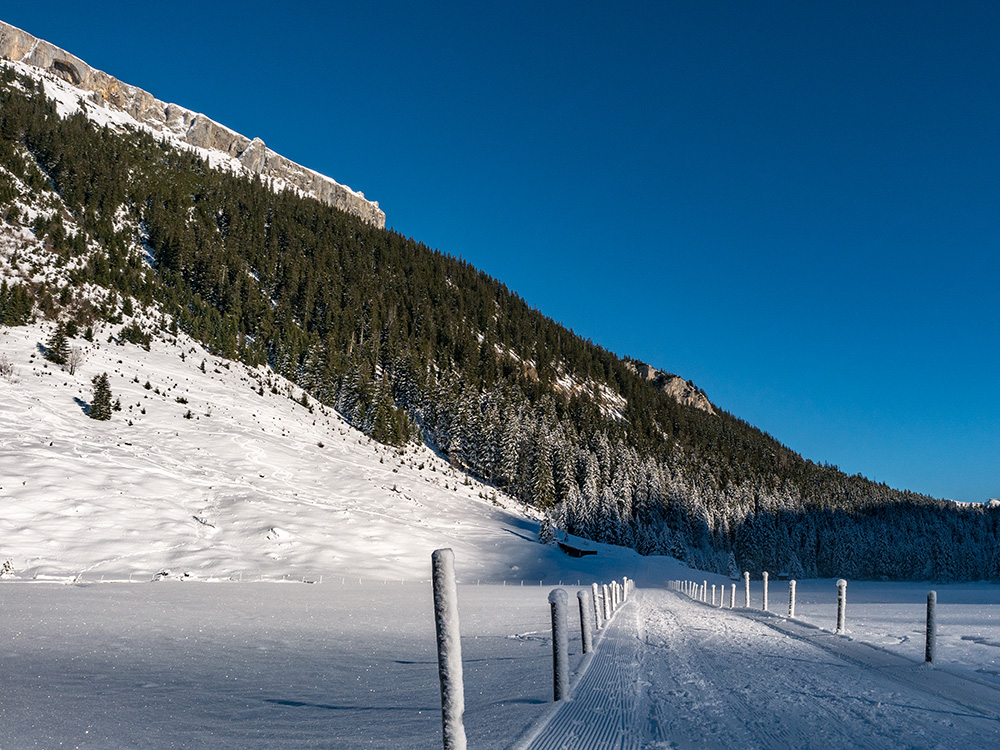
[[0, 19, 386, 228]]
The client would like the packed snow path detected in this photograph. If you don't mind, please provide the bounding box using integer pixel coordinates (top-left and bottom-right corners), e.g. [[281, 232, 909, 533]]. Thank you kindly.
[[520, 589, 1000, 749]]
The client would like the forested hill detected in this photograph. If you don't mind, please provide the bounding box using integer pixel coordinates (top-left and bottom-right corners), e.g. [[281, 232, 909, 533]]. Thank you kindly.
[[2, 62, 998, 581]]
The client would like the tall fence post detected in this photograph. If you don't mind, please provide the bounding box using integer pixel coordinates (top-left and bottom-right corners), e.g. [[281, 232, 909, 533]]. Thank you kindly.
[[925, 591, 937, 664], [549, 589, 570, 701], [730, 583, 736, 609], [431, 549, 467, 750], [592, 582, 602, 629], [711, 584, 717, 606], [743, 571, 750, 608], [762, 571, 769, 612], [702, 580, 707, 603], [836, 579, 848, 634], [578, 590, 593, 653], [603, 584, 611, 620], [788, 580, 796, 618]]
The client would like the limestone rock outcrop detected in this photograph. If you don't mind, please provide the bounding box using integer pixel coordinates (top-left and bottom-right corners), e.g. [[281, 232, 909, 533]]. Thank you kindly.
[[624, 359, 716, 415], [0, 20, 385, 228]]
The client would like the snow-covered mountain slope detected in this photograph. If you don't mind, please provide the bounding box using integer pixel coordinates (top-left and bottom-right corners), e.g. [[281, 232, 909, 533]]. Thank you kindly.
[[0, 19, 385, 227], [0, 320, 683, 585]]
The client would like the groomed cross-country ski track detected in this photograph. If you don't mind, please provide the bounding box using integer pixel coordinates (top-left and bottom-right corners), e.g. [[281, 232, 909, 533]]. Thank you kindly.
[[518, 589, 1000, 749]]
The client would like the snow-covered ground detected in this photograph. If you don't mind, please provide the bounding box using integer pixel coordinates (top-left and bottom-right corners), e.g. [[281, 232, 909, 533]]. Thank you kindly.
[[0, 320, 682, 586], [0, 582, 585, 749], [524, 589, 1000, 749], [6, 321, 1000, 747]]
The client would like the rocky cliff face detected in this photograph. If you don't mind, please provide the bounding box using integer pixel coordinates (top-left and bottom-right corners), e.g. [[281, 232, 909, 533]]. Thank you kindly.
[[625, 360, 716, 415], [0, 20, 385, 228]]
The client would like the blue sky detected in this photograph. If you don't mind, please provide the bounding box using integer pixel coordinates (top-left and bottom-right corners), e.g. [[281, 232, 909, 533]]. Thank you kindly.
[[6, 2, 999, 501]]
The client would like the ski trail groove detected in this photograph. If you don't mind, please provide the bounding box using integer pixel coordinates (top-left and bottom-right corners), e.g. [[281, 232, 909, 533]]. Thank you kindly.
[[522, 588, 1000, 749]]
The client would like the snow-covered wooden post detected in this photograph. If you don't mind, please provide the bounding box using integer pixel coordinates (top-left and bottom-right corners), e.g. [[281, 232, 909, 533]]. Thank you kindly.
[[762, 571, 769, 612], [622, 577, 628, 602], [743, 571, 750, 608], [925, 591, 937, 664], [730, 583, 736, 609], [578, 590, 594, 653], [549, 588, 570, 701], [788, 580, 796, 618], [431, 548, 467, 750], [702, 580, 707, 603], [711, 584, 717, 606], [592, 582, 602, 629], [836, 579, 848, 634], [602, 584, 611, 620]]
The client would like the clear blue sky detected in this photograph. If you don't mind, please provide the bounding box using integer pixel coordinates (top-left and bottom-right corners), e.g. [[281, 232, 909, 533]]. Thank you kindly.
[[7, 2, 999, 502]]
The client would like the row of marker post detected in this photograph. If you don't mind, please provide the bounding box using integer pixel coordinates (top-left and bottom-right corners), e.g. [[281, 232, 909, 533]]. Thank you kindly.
[[431, 548, 635, 750], [668, 572, 938, 666], [549, 575, 633, 701]]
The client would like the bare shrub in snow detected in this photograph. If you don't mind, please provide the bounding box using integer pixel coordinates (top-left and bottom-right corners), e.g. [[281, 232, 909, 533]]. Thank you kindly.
[[67, 346, 83, 375], [0, 353, 17, 381]]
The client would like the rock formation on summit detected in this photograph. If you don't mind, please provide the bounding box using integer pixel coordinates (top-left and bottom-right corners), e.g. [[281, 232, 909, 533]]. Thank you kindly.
[[0, 20, 385, 228]]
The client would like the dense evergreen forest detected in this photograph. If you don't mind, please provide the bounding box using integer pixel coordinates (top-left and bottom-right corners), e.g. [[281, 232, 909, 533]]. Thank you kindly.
[[2, 66, 998, 581]]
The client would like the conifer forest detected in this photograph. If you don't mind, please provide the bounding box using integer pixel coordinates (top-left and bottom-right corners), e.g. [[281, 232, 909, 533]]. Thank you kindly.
[[2, 66, 998, 581]]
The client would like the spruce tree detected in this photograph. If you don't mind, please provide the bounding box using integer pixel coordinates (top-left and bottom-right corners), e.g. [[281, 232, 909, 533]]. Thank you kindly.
[[45, 323, 70, 365], [90, 372, 113, 420]]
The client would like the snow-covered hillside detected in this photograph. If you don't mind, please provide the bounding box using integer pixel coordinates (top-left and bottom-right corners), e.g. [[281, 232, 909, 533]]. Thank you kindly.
[[0, 319, 682, 585]]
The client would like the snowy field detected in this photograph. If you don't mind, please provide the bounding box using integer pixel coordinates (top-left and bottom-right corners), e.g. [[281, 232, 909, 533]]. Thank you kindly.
[[5, 320, 1000, 747], [5, 580, 1000, 748], [0, 581, 604, 749], [674, 575, 1000, 690]]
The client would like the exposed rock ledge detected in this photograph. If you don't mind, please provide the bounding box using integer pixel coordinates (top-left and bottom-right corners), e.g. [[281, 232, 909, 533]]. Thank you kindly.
[[0, 20, 385, 228], [624, 359, 716, 415]]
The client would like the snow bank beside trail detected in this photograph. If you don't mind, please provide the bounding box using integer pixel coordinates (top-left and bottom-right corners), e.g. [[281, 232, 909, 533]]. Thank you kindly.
[[767, 578, 1000, 690]]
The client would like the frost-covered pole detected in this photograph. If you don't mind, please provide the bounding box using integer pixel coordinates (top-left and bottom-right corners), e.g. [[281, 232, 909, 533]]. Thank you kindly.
[[431, 549, 467, 750], [730, 583, 736, 609], [762, 571, 769, 612], [836, 579, 848, 634], [603, 584, 611, 620], [592, 582, 602, 629], [719, 585, 724, 608], [788, 580, 796, 618], [702, 580, 708, 603], [743, 571, 750, 608], [622, 577, 628, 602], [711, 584, 717, 606], [549, 589, 570, 701], [578, 590, 593, 653], [925, 591, 937, 664]]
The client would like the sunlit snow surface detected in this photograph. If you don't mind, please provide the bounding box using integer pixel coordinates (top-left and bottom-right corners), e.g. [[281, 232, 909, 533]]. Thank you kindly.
[[0, 322, 670, 586], [5, 322, 1000, 747]]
